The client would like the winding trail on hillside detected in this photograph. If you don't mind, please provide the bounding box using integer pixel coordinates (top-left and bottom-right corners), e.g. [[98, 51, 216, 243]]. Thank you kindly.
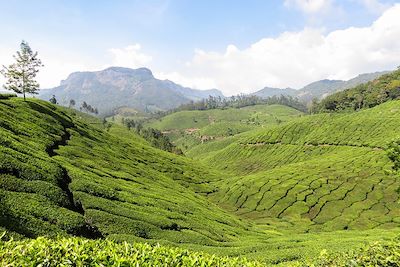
[[46, 125, 103, 238]]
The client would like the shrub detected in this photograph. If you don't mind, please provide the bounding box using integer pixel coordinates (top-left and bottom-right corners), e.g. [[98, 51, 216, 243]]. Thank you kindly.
[[0, 93, 17, 100], [0, 235, 264, 267]]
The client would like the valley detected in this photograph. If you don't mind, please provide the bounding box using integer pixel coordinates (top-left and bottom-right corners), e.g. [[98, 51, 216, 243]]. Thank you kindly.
[[145, 104, 304, 152], [1, 70, 400, 266], [3, 1, 400, 265]]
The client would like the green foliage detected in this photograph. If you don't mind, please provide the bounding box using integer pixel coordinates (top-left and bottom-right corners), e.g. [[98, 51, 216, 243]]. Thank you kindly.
[[0, 97, 250, 246], [80, 101, 98, 115], [147, 104, 303, 152], [123, 119, 183, 154], [3, 95, 400, 264], [49, 95, 57, 104], [0, 93, 17, 99], [156, 94, 307, 116], [388, 140, 400, 170], [313, 69, 400, 112], [194, 101, 400, 233], [0, 235, 263, 267], [292, 238, 400, 266]]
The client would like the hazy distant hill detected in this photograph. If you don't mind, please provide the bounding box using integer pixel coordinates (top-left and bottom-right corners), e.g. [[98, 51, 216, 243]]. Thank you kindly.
[[250, 87, 297, 98], [39, 67, 223, 115], [316, 69, 400, 112], [252, 71, 388, 102]]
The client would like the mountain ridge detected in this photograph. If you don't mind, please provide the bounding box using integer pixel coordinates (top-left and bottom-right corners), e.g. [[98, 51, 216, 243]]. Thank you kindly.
[[39, 67, 389, 115], [252, 71, 389, 102], [40, 67, 224, 115]]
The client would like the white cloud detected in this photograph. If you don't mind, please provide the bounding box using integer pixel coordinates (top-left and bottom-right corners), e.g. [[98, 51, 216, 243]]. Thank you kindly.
[[155, 71, 217, 89], [108, 44, 152, 69], [0, 42, 100, 89], [37, 60, 91, 89], [2, 3, 400, 97], [284, 0, 333, 13], [358, 0, 391, 14], [163, 4, 400, 95], [0, 43, 153, 90]]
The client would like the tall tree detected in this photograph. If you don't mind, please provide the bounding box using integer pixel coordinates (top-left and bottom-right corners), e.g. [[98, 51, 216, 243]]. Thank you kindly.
[[0, 40, 43, 101]]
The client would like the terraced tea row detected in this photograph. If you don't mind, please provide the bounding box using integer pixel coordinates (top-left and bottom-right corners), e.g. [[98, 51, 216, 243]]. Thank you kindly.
[[3, 96, 400, 264], [199, 101, 400, 232], [0, 98, 252, 245], [146, 104, 303, 151], [245, 101, 400, 148], [212, 146, 399, 231]]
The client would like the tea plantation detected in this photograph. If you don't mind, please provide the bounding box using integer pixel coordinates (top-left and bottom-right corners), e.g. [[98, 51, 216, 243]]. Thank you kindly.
[[195, 101, 400, 233], [145, 104, 304, 151], [2, 95, 400, 265], [0, 97, 260, 243], [0, 234, 263, 267]]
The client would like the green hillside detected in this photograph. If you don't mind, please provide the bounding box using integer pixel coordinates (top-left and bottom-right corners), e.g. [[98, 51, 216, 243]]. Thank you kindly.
[[314, 69, 400, 112], [0, 97, 253, 245], [2, 96, 400, 265], [146, 104, 303, 151], [193, 100, 400, 233]]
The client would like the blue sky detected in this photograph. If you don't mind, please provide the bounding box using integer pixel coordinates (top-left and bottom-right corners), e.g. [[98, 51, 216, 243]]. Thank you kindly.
[[1, 0, 400, 95]]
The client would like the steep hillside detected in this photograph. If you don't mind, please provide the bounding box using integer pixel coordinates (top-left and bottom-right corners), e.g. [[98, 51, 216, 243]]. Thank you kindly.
[[193, 100, 400, 232], [0, 97, 251, 245], [39, 67, 223, 115], [253, 71, 387, 102], [146, 104, 303, 151], [3, 96, 400, 265]]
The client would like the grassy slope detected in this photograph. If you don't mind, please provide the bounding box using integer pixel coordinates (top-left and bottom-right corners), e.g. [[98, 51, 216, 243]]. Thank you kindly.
[[146, 104, 303, 151], [107, 106, 150, 124], [2, 97, 400, 265], [0, 97, 254, 246], [195, 100, 400, 234]]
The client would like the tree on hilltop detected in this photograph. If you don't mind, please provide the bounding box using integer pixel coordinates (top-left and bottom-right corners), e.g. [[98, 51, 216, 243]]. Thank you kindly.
[[0, 40, 43, 101], [80, 101, 99, 115], [49, 95, 57, 104], [69, 99, 76, 108]]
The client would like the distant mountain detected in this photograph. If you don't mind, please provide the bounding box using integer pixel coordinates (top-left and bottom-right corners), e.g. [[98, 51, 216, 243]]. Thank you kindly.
[[297, 79, 344, 102], [39, 67, 224, 115], [252, 71, 389, 102], [251, 87, 297, 98], [316, 69, 400, 112]]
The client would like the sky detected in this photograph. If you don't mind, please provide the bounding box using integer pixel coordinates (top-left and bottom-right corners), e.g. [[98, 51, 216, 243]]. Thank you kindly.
[[0, 0, 400, 96]]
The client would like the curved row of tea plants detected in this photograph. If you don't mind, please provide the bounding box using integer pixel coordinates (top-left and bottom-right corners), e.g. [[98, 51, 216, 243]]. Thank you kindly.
[[0, 97, 252, 245], [3, 96, 400, 265], [146, 104, 303, 151], [195, 101, 400, 232]]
